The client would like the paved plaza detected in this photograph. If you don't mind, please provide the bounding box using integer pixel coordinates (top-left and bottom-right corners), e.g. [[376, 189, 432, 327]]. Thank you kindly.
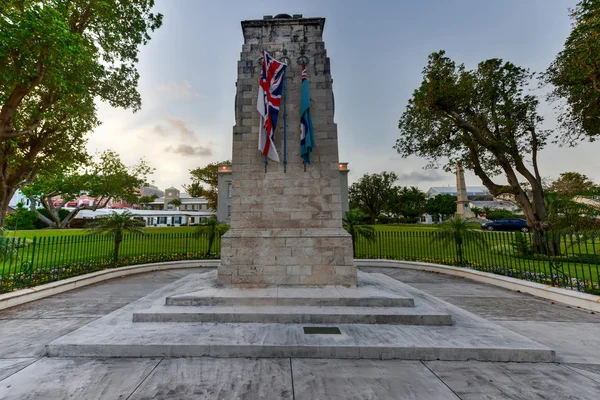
[[1, 266, 600, 399]]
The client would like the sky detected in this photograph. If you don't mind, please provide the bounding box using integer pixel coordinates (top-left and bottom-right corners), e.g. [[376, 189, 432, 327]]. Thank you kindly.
[[87, 0, 598, 193]]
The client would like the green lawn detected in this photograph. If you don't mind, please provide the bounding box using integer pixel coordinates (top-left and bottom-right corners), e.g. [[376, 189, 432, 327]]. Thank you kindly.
[[5, 226, 196, 239], [2, 224, 599, 294], [353, 228, 600, 291]]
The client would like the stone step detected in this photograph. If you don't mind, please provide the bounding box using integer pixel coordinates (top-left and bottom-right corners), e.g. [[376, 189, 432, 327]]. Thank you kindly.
[[132, 305, 452, 325], [165, 285, 415, 308]]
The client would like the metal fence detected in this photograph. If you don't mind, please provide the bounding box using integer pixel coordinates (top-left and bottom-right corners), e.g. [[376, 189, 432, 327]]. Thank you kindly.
[[0, 232, 222, 293], [354, 230, 600, 294], [1, 229, 599, 295]]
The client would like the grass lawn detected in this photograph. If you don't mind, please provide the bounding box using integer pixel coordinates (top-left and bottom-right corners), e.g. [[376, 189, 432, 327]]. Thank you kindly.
[[5, 226, 196, 239], [2, 223, 598, 293], [354, 228, 600, 290]]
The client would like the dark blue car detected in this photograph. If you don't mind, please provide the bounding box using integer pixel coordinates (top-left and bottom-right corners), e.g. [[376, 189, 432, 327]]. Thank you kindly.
[[481, 218, 530, 232]]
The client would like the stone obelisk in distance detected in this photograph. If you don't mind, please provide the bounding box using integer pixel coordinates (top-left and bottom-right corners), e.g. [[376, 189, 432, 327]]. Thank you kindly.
[[218, 14, 357, 287], [456, 163, 475, 219]]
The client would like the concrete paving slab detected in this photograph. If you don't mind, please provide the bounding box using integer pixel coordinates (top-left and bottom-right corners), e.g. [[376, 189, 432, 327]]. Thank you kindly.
[[167, 281, 415, 307], [441, 296, 600, 322], [0, 268, 212, 319], [0, 318, 95, 358], [46, 271, 555, 361], [565, 363, 600, 384], [133, 304, 452, 325], [0, 357, 160, 400], [425, 360, 600, 400], [409, 282, 523, 298], [292, 359, 459, 400], [498, 321, 600, 363], [128, 358, 292, 400], [361, 267, 463, 284], [0, 358, 37, 381]]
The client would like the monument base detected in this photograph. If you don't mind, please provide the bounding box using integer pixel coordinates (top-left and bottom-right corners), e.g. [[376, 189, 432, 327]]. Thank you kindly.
[[45, 269, 556, 362], [219, 228, 357, 287]]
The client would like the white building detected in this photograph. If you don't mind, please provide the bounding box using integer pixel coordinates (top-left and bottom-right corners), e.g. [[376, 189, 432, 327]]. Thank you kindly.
[[76, 208, 215, 227]]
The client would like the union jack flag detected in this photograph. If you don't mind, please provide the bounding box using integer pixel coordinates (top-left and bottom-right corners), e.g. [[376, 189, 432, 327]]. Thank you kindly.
[[257, 51, 287, 162]]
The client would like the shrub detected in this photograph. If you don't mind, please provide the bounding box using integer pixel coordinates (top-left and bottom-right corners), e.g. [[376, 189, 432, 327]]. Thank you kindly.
[[5, 205, 38, 230], [486, 210, 520, 221], [377, 214, 390, 224]]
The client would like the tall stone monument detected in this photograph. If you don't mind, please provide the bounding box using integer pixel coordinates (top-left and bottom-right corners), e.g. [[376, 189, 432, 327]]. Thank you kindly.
[[218, 14, 357, 287], [456, 163, 475, 219]]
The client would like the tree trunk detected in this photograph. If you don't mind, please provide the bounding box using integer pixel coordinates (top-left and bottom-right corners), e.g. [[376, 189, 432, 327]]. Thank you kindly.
[[0, 185, 18, 228], [114, 233, 122, 266], [206, 234, 214, 257]]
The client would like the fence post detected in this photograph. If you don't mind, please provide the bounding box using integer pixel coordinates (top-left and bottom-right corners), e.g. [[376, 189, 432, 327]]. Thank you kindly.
[[28, 236, 36, 278]]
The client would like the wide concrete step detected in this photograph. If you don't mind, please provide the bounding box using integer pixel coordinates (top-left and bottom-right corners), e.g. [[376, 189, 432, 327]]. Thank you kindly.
[[166, 285, 415, 308], [132, 305, 452, 325]]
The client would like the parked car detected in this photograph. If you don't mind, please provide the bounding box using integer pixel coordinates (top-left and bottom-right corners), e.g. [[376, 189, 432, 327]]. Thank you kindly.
[[481, 218, 530, 232]]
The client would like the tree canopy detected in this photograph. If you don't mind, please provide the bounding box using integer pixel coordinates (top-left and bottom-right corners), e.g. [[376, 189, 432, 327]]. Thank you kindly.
[[183, 161, 229, 209], [22, 150, 153, 228], [348, 171, 398, 223], [548, 171, 599, 197], [0, 0, 162, 227], [389, 186, 427, 223], [396, 51, 549, 232], [545, 0, 600, 142], [426, 194, 457, 222]]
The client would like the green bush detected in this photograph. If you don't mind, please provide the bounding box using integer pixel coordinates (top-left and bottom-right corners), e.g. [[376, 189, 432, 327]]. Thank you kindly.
[[486, 210, 520, 221], [377, 214, 390, 224], [5, 205, 38, 230]]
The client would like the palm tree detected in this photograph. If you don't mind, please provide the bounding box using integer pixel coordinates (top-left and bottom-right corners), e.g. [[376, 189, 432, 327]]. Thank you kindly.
[[87, 211, 145, 265], [470, 207, 483, 218], [343, 209, 376, 257], [434, 216, 486, 266], [481, 206, 493, 218], [195, 217, 229, 257]]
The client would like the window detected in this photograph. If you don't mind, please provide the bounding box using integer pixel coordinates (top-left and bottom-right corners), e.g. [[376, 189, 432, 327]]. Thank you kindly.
[[194, 204, 199, 210], [227, 182, 233, 198], [227, 205, 231, 218]]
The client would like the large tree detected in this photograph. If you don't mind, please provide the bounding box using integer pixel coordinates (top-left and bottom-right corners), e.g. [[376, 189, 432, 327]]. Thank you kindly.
[[183, 161, 229, 209], [426, 194, 457, 222], [348, 172, 398, 224], [545, 0, 600, 142], [0, 1, 162, 227], [549, 171, 599, 197], [396, 51, 550, 234], [22, 150, 153, 228], [389, 186, 427, 223]]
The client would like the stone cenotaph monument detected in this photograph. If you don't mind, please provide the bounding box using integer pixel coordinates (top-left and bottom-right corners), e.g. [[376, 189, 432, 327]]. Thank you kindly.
[[218, 14, 357, 287]]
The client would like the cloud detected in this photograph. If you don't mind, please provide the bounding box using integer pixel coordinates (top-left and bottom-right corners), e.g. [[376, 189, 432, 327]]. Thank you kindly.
[[394, 169, 446, 183], [164, 144, 213, 157], [151, 118, 195, 140], [154, 81, 200, 99]]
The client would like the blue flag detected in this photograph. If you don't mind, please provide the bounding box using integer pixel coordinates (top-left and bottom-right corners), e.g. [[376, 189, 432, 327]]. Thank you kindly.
[[300, 65, 315, 164]]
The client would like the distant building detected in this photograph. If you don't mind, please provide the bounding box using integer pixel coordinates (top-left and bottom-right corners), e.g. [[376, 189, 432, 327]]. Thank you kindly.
[[469, 200, 521, 214], [8, 190, 40, 211], [140, 184, 164, 199], [76, 208, 215, 227], [426, 186, 493, 200], [145, 187, 212, 213]]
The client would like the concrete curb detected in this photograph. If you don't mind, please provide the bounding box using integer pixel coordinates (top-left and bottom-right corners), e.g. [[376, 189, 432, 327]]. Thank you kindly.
[[0, 260, 219, 311], [356, 259, 600, 312]]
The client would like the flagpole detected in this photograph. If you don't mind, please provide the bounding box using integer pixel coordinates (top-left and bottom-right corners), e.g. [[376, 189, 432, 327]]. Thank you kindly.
[[283, 69, 287, 173]]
